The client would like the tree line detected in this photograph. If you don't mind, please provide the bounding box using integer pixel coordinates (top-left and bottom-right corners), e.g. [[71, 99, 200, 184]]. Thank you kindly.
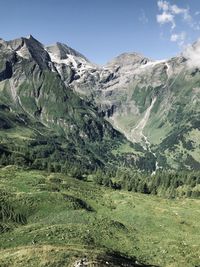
[[0, 142, 199, 199]]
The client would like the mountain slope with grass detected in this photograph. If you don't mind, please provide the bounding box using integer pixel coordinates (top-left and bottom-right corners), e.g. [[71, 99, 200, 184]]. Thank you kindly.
[[0, 36, 154, 173], [0, 166, 199, 267]]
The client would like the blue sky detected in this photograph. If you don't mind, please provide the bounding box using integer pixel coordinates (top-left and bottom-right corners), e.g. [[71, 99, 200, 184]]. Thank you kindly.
[[1, 0, 200, 64]]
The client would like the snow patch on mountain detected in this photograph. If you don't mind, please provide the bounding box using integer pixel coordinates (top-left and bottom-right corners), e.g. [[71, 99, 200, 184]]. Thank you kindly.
[[139, 59, 166, 69]]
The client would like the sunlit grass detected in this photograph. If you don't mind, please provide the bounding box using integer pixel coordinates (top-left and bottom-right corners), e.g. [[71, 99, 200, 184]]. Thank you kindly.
[[0, 166, 199, 267]]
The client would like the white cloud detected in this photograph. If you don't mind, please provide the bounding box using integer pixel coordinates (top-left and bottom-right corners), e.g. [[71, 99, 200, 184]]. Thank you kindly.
[[156, 1, 200, 31], [170, 34, 178, 42], [183, 11, 193, 25], [158, 0, 169, 12], [183, 40, 200, 68], [171, 4, 187, 15], [157, 1, 200, 48], [157, 12, 175, 29], [139, 10, 148, 24], [170, 32, 186, 46], [183, 12, 200, 31]]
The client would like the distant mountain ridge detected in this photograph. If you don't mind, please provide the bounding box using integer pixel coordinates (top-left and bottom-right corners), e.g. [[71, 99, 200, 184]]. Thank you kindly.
[[0, 35, 200, 171]]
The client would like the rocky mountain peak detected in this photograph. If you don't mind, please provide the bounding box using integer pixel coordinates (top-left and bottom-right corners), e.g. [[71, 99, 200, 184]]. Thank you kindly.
[[6, 35, 41, 52], [9, 35, 52, 69], [46, 42, 96, 82], [50, 42, 89, 61], [106, 52, 151, 68], [0, 38, 7, 47]]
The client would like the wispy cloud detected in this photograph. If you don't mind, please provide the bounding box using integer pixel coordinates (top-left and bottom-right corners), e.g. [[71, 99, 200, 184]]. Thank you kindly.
[[156, 1, 200, 47], [157, 0, 169, 12], [170, 4, 188, 15], [170, 32, 186, 46], [156, 1, 191, 29], [157, 12, 175, 29], [139, 9, 148, 24]]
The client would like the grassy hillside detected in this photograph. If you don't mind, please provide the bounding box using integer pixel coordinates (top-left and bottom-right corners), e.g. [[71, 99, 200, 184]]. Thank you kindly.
[[0, 166, 199, 267]]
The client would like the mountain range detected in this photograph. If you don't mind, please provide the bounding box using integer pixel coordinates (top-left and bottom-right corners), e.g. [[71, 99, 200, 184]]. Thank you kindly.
[[0, 35, 200, 172]]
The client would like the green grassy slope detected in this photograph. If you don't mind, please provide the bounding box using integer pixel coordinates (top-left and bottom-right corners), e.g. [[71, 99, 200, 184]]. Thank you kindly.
[[0, 166, 199, 267]]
